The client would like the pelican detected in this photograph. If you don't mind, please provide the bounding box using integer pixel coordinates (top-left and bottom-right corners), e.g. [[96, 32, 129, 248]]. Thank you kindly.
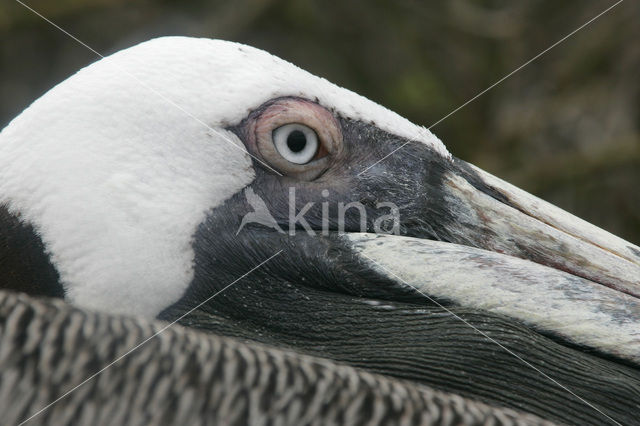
[[0, 37, 638, 425]]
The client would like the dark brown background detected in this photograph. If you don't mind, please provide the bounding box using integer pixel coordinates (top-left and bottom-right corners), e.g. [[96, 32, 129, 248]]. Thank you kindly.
[[2, 0, 638, 242]]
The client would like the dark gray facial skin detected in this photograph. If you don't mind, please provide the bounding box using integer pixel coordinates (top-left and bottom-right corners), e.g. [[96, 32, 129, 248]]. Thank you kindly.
[[160, 100, 640, 426]]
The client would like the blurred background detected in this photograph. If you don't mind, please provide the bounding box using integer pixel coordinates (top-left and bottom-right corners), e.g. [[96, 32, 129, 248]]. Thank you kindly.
[[1, 0, 638, 242]]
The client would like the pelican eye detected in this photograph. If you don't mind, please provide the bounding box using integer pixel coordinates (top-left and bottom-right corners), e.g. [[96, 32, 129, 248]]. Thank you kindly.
[[272, 123, 318, 164], [245, 97, 343, 180]]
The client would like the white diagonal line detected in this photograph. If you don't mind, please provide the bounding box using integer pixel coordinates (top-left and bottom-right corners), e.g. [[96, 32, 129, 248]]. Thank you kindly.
[[14, 0, 283, 177], [357, 139, 412, 176], [357, 251, 622, 426], [357, 0, 624, 176], [428, 0, 623, 130], [18, 250, 283, 426]]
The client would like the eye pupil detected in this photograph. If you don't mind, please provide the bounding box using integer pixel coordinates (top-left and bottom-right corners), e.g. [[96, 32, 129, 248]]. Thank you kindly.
[[286, 130, 307, 153]]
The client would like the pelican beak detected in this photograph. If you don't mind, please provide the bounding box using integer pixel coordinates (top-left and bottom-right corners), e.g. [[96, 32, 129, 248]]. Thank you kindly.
[[440, 161, 640, 298], [345, 155, 640, 364]]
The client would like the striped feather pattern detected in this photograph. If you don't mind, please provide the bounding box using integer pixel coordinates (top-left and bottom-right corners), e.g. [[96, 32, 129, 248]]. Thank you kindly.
[[0, 290, 554, 426]]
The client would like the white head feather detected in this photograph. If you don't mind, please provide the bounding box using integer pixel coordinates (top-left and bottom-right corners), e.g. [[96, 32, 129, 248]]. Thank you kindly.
[[0, 37, 448, 317]]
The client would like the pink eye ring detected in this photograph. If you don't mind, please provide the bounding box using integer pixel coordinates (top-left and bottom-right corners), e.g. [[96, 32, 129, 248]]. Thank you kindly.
[[241, 98, 343, 179]]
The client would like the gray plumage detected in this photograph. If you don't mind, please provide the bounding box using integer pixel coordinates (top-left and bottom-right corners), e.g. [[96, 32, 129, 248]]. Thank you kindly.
[[0, 290, 554, 426]]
